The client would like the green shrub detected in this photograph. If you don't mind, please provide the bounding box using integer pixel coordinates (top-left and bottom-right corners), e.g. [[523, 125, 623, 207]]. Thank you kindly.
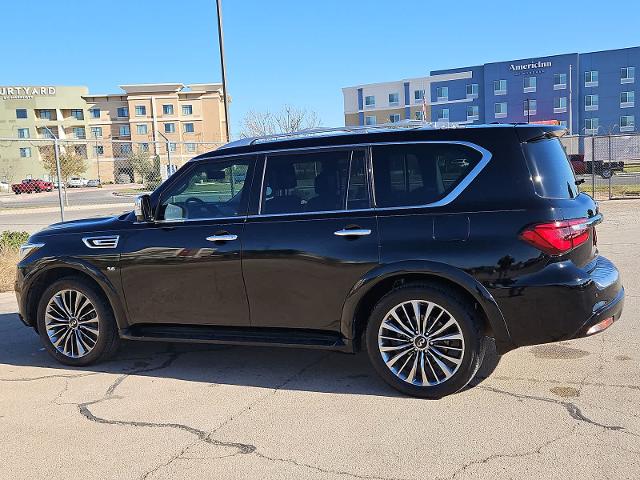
[[0, 231, 29, 251]]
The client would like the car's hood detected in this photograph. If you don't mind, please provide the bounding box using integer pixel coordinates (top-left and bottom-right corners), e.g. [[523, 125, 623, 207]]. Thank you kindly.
[[35, 214, 127, 237]]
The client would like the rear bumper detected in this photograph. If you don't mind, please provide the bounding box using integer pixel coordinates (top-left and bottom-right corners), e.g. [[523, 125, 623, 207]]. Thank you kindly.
[[491, 255, 624, 348]]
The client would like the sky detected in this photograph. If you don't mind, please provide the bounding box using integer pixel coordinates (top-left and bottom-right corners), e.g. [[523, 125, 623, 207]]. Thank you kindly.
[[1, 0, 638, 138]]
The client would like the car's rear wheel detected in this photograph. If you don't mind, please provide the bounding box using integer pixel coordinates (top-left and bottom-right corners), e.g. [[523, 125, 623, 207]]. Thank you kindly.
[[366, 283, 487, 399], [37, 277, 120, 366]]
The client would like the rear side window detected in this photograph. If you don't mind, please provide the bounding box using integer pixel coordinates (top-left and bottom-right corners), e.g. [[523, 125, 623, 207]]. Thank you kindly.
[[523, 138, 578, 199], [372, 143, 482, 208]]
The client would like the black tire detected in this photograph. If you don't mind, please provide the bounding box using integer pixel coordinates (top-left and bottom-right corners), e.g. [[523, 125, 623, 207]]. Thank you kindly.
[[36, 276, 120, 366], [601, 169, 612, 179], [366, 283, 487, 399]]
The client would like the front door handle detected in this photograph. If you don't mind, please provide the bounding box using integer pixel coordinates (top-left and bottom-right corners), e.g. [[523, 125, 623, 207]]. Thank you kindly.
[[206, 234, 238, 242], [334, 228, 372, 237]]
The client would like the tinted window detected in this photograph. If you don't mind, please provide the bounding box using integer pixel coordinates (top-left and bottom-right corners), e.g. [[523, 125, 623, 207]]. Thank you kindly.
[[523, 138, 578, 199], [158, 158, 254, 221], [262, 150, 367, 214], [372, 143, 482, 208]]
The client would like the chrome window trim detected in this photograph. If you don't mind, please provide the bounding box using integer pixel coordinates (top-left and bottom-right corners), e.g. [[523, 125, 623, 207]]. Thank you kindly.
[[193, 140, 492, 218]]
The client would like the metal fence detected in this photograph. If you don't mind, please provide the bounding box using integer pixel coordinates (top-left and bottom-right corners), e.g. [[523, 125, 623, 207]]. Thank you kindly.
[[559, 133, 640, 200], [0, 137, 223, 221]]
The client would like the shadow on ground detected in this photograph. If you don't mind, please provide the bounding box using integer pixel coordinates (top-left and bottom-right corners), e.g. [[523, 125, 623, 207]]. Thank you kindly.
[[0, 311, 500, 397]]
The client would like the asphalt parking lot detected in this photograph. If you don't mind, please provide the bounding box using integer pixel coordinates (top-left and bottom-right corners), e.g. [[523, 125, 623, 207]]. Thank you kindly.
[[0, 200, 638, 480]]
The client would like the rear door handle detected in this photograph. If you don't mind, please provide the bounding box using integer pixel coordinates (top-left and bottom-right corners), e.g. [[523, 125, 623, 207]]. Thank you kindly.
[[206, 234, 238, 242], [334, 228, 372, 237]]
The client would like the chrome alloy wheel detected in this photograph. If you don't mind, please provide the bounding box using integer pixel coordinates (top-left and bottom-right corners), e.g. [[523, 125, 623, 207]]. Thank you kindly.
[[378, 300, 465, 386], [45, 289, 99, 358]]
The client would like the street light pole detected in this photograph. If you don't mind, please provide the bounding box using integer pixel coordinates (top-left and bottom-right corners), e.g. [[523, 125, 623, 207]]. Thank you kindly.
[[43, 126, 65, 222], [157, 130, 172, 178], [215, 0, 230, 142]]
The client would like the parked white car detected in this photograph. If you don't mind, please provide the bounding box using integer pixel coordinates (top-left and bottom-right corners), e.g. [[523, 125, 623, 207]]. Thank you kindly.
[[67, 177, 88, 188], [86, 179, 101, 187], [0, 181, 9, 193]]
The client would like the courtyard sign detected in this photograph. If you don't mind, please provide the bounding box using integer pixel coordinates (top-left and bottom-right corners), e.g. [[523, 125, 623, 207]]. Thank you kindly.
[[1, 86, 56, 100], [509, 60, 552, 72]]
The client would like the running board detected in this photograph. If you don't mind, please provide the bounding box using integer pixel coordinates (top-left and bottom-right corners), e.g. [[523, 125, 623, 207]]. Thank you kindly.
[[121, 324, 350, 351]]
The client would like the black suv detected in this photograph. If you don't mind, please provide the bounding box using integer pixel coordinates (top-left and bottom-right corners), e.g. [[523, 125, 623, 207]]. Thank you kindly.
[[15, 124, 624, 398]]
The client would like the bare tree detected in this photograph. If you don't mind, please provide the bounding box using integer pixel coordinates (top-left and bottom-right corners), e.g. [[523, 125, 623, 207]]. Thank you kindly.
[[41, 148, 87, 181], [239, 105, 321, 138]]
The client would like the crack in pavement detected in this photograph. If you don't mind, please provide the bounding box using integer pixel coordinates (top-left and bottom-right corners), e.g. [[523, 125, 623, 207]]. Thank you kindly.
[[442, 426, 578, 480], [490, 375, 640, 392]]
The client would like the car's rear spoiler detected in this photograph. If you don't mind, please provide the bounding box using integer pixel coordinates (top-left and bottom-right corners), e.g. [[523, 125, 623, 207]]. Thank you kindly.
[[516, 125, 567, 143]]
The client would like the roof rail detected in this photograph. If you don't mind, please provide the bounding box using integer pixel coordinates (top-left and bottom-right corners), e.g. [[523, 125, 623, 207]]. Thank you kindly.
[[218, 120, 461, 150]]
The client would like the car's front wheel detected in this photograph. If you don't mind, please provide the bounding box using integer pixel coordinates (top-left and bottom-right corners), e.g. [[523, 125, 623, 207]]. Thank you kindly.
[[36, 277, 120, 366], [366, 283, 487, 399]]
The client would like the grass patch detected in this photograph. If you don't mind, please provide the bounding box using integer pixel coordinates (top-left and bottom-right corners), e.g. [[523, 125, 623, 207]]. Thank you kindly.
[[0, 231, 28, 293], [624, 164, 640, 173]]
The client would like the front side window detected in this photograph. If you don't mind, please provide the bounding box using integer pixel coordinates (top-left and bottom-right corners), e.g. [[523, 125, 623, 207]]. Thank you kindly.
[[554, 73, 567, 89], [436, 86, 448, 101], [364, 95, 375, 107], [135, 105, 146, 116], [372, 143, 482, 208], [388, 93, 399, 106], [158, 158, 255, 221], [163, 104, 174, 115], [494, 80, 507, 95], [261, 149, 368, 214], [523, 76, 536, 93]]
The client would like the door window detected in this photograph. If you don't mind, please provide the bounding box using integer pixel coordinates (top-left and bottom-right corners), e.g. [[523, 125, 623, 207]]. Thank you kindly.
[[157, 158, 254, 221], [372, 143, 482, 208], [261, 150, 367, 214]]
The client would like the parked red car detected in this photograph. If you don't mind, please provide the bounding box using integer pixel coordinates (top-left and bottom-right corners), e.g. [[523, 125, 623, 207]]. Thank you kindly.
[[569, 154, 624, 178], [11, 179, 54, 194]]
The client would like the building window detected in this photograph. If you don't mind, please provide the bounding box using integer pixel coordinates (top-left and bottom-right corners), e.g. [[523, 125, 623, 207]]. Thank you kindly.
[[621, 91, 635, 108], [437, 109, 449, 121], [90, 126, 103, 138], [585, 94, 599, 111], [466, 105, 479, 121], [621, 66, 635, 84], [585, 70, 598, 87], [94, 146, 104, 156], [136, 124, 148, 135], [523, 76, 537, 93], [554, 96, 567, 113], [436, 86, 449, 101], [121, 144, 133, 155], [559, 120, 568, 128], [182, 104, 193, 115], [524, 99, 537, 116], [164, 123, 175, 133], [389, 114, 400, 123], [466, 83, 478, 98], [90, 108, 100, 119], [494, 79, 507, 95], [139, 143, 149, 152], [135, 105, 146, 116], [119, 125, 131, 137], [186, 142, 196, 153], [620, 115, 635, 132], [117, 106, 129, 118], [364, 95, 375, 108], [364, 115, 376, 126], [17, 128, 30, 139], [16, 108, 27, 119], [415, 111, 424, 120], [169, 142, 177, 152], [184, 122, 195, 133], [414, 90, 425, 102], [72, 127, 86, 139], [388, 92, 399, 106], [163, 104, 174, 115], [40, 128, 55, 139], [494, 102, 507, 118], [19, 147, 31, 158], [584, 118, 599, 134], [70, 109, 84, 120], [554, 73, 567, 90], [39, 110, 52, 120]]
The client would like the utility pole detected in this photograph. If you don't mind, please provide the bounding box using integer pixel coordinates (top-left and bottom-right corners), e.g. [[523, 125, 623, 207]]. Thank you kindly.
[[215, 0, 230, 142], [568, 64, 573, 135], [157, 131, 173, 178]]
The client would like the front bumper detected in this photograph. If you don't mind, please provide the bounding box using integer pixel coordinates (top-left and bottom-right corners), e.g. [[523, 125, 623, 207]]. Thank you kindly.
[[491, 255, 624, 347]]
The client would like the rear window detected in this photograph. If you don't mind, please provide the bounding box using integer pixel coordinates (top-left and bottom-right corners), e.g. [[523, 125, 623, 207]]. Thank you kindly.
[[523, 138, 578, 199], [372, 143, 482, 208]]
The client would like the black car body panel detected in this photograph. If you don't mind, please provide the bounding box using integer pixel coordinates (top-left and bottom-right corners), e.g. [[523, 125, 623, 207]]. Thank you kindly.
[[15, 124, 624, 356]]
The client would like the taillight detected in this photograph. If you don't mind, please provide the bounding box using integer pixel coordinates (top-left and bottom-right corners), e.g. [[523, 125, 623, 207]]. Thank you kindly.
[[520, 218, 591, 256]]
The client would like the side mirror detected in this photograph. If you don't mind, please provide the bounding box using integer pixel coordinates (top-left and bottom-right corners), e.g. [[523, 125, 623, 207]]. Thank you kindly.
[[134, 194, 153, 222]]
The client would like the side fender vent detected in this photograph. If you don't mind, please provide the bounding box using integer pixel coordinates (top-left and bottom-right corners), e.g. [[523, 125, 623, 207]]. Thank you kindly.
[[82, 235, 120, 249]]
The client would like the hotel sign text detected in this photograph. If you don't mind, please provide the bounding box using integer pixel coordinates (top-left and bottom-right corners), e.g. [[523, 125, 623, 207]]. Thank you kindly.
[[1, 86, 56, 100], [509, 60, 552, 74]]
